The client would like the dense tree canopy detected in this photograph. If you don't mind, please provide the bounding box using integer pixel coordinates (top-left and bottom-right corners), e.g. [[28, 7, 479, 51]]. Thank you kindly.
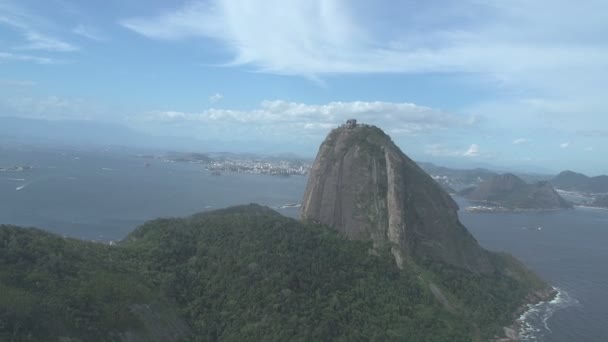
[[0, 204, 548, 341]]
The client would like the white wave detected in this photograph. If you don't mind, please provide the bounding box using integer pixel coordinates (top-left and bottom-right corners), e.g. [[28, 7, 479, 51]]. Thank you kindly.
[[101, 168, 113, 171], [277, 203, 302, 209], [518, 287, 579, 341]]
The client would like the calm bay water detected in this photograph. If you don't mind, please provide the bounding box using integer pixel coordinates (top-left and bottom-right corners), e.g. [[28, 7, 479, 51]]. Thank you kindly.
[[1, 147, 607, 341], [458, 203, 608, 341], [0, 147, 306, 241]]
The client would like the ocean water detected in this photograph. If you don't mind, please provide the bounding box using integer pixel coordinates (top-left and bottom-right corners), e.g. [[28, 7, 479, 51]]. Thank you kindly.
[[458, 202, 608, 341], [1, 147, 607, 341], [0, 147, 306, 241]]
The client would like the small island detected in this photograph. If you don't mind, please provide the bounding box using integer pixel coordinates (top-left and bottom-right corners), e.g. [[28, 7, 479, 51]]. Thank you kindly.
[[460, 173, 572, 211]]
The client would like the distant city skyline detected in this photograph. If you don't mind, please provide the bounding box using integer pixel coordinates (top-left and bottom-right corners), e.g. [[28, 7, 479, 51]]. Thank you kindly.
[[1, 0, 607, 175]]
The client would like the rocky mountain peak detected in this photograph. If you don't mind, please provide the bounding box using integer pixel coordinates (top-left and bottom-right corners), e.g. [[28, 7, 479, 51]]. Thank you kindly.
[[301, 122, 492, 272]]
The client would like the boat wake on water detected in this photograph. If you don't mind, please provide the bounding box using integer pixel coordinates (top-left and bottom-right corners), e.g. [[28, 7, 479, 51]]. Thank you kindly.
[[518, 287, 579, 341], [16, 180, 37, 191]]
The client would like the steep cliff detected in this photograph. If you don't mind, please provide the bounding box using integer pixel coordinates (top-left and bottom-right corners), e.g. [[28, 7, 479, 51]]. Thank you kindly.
[[301, 123, 492, 272]]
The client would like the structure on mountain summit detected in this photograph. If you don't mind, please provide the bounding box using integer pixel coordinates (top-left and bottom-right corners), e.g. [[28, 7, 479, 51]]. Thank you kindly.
[[345, 119, 357, 128]]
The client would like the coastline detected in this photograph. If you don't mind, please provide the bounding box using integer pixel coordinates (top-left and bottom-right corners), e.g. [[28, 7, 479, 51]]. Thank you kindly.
[[464, 205, 570, 213], [495, 286, 559, 341], [575, 205, 608, 211]]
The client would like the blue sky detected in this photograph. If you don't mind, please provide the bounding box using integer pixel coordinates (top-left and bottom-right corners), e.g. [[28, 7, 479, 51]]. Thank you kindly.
[[1, 0, 607, 174]]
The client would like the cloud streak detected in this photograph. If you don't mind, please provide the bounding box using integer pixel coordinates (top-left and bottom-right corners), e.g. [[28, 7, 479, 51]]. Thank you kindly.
[[0, 2, 78, 52]]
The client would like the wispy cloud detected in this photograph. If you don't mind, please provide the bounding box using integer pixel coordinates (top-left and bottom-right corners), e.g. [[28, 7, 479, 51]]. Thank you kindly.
[[560, 142, 571, 149], [19, 31, 78, 51], [0, 2, 78, 52], [73, 24, 105, 41], [0, 51, 57, 64], [121, 0, 608, 78]]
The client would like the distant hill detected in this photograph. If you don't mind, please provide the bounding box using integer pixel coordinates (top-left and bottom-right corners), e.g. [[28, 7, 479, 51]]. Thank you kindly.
[[551, 170, 608, 194], [418, 162, 553, 192], [460, 173, 572, 210], [418, 162, 498, 191]]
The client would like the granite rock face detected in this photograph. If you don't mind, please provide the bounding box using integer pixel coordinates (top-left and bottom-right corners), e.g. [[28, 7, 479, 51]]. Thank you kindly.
[[301, 123, 492, 272]]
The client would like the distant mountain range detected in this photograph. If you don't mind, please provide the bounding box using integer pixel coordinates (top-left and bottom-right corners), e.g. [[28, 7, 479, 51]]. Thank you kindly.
[[419, 162, 553, 192], [551, 170, 608, 194], [459, 173, 571, 210]]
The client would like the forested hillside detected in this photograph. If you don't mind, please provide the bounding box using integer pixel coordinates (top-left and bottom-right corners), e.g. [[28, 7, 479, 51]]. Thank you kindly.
[[1, 205, 550, 341]]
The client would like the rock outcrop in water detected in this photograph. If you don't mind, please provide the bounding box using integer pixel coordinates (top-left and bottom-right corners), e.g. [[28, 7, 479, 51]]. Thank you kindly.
[[301, 122, 492, 272], [460, 173, 572, 210]]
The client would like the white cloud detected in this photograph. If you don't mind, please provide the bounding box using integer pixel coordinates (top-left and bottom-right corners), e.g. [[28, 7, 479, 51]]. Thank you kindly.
[[463, 144, 480, 157], [584, 146, 593, 151], [560, 142, 570, 149], [209, 93, 223, 104], [512, 138, 528, 145], [120, 0, 608, 78], [134, 100, 470, 136], [120, 0, 608, 140]]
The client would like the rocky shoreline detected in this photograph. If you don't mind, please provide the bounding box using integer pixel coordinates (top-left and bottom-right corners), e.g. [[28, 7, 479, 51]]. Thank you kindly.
[[495, 287, 559, 341]]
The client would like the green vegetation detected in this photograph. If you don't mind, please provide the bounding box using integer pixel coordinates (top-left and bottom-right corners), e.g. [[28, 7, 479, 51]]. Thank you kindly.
[[1, 205, 548, 341], [0, 226, 158, 341]]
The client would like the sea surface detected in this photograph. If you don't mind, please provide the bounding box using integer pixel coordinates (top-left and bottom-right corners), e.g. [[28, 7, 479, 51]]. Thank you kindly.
[[1, 147, 607, 341]]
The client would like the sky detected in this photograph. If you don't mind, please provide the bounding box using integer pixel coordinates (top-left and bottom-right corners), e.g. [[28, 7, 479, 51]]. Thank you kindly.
[[1, 0, 607, 174]]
